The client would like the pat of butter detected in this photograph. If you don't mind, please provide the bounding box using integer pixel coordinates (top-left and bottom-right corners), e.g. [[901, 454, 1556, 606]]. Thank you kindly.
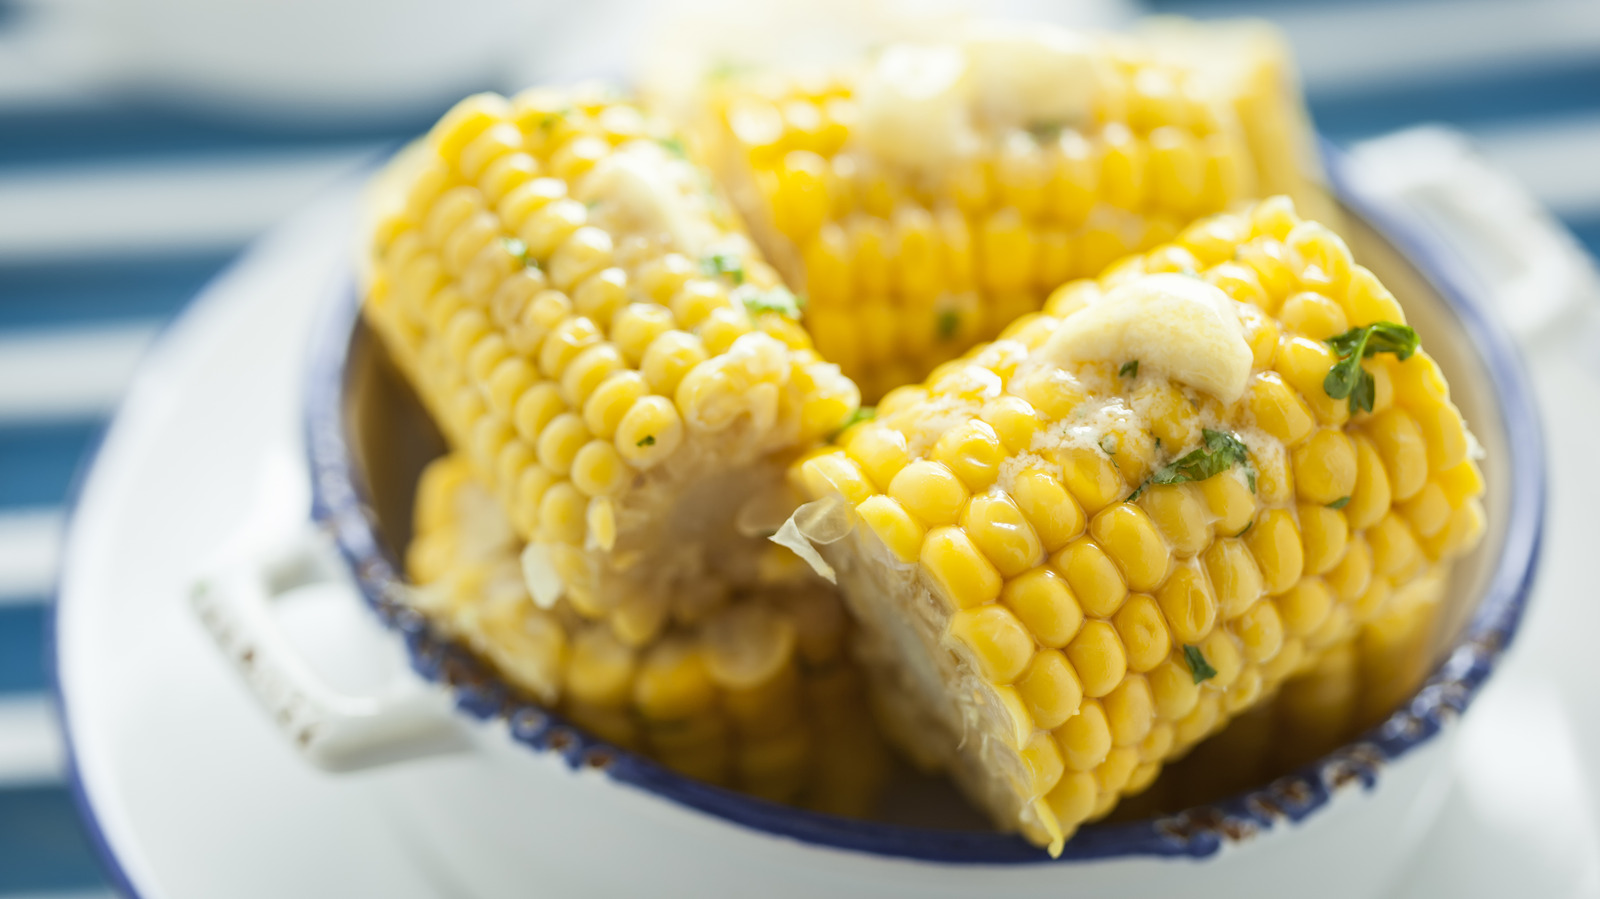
[[856, 43, 975, 172], [1042, 273, 1253, 404], [963, 23, 1098, 130], [576, 143, 713, 256]]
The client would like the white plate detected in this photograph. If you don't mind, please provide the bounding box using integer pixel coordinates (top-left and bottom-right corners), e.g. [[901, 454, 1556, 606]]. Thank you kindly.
[[53, 184, 1600, 898]]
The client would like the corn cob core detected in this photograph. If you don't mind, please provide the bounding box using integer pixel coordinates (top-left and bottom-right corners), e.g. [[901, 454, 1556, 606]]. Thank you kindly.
[[786, 197, 1485, 853], [703, 22, 1325, 401], [407, 453, 891, 813], [361, 87, 860, 645]]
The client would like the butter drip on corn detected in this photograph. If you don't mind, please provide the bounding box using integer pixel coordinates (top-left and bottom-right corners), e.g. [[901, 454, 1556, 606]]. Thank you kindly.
[[700, 21, 1326, 401], [362, 87, 859, 643], [785, 197, 1485, 853], [407, 454, 892, 812]]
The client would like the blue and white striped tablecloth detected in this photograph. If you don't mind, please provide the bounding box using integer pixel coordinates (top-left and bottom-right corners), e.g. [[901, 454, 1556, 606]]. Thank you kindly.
[[2, 0, 1597, 893]]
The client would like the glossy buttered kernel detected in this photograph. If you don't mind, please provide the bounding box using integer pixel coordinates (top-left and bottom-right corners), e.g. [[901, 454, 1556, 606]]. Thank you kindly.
[[949, 605, 1036, 684], [1016, 650, 1085, 730]]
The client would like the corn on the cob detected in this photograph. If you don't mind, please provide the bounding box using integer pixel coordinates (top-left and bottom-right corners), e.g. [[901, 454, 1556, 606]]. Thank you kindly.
[[781, 197, 1485, 853], [362, 87, 860, 643], [407, 453, 891, 813], [699, 20, 1327, 401]]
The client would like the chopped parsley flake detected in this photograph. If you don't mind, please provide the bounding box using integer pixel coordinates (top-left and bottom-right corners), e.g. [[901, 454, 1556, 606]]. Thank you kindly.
[[1119, 360, 1139, 378], [1027, 121, 1065, 142], [1327, 495, 1351, 510], [501, 237, 534, 269], [700, 252, 745, 285], [657, 136, 688, 158], [636, 435, 656, 447], [937, 310, 961, 339], [835, 406, 877, 436], [1235, 520, 1253, 538], [537, 108, 571, 134], [739, 286, 804, 319], [1099, 434, 1118, 456], [1129, 429, 1252, 502], [1183, 645, 1218, 684], [1323, 322, 1419, 414]]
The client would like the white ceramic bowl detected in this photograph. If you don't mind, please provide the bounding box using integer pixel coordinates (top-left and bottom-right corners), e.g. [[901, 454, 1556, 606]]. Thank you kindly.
[[210, 151, 1545, 898]]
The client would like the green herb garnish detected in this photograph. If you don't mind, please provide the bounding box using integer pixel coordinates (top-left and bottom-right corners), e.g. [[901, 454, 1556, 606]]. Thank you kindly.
[[1323, 322, 1419, 414], [658, 136, 688, 158], [739, 286, 804, 319], [636, 435, 656, 447], [537, 108, 571, 134], [1235, 520, 1253, 538], [1027, 121, 1065, 142], [502, 237, 534, 269], [1327, 496, 1351, 510], [1119, 360, 1139, 378], [1129, 429, 1252, 502], [700, 252, 745, 285], [1183, 645, 1218, 684], [835, 406, 877, 436], [937, 310, 961, 340]]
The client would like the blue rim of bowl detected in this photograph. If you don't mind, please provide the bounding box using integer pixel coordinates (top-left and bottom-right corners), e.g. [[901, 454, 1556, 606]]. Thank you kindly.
[[302, 148, 1546, 864]]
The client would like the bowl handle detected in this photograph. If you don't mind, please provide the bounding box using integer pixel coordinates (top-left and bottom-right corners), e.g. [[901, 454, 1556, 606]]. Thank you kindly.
[[1347, 125, 1599, 341], [190, 524, 471, 772]]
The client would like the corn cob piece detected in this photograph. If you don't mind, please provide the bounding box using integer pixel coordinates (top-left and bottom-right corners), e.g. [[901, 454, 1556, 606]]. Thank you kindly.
[[407, 453, 891, 813], [362, 87, 860, 644], [699, 20, 1327, 401], [781, 197, 1485, 852]]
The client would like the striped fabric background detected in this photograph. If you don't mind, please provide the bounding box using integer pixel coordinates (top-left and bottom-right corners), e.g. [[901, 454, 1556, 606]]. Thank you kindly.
[[2, 0, 1597, 894]]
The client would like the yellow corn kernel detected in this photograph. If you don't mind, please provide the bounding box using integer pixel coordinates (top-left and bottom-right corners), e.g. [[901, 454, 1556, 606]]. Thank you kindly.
[[511, 380, 564, 444], [1245, 509, 1304, 596], [1347, 265, 1406, 326], [1139, 484, 1211, 557], [857, 495, 926, 563], [1098, 124, 1145, 210], [800, 452, 875, 505], [639, 330, 709, 397], [1292, 428, 1357, 506], [1089, 503, 1171, 593], [922, 527, 1003, 611], [1368, 512, 1422, 577], [614, 395, 683, 468], [1247, 372, 1315, 447], [1436, 460, 1485, 507], [1004, 567, 1084, 649], [1237, 304, 1282, 370], [560, 343, 624, 408], [582, 371, 648, 439], [1413, 401, 1469, 472], [980, 396, 1042, 454], [1199, 471, 1256, 537], [571, 440, 627, 497], [535, 411, 590, 477], [1045, 770, 1099, 830], [1065, 620, 1128, 699], [1173, 690, 1222, 748], [1298, 503, 1350, 576], [587, 496, 618, 551], [519, 197, 588, 260], [1276, 336, 1350, 427], [1017, 649, 1085, 730], [963, 490, 1046, 578], [1022, 731, 1067, 799], [1279, 291, 1349, 341], [1235, 239, 1297, 311], [1231, 598, 1284, 664], [1199, 628, 1243, 689], [931, 421, 1006, 492], [844, 424, 910, 489], [1347, 433, 1393, 530], [425, 187, 484, 253], [1148, 654, 1201, 721], [565, 626, 636, 708], [670, 279, 732, 330], [1113, 594, 1172, 674], [1104, 674, 1156, 756], [508, 288, 571, 356], [889, 460, 970, 528], [538, 481, 588, 545], [485, 357, 537, 420], [633, 638, 717, 721], [1325, 534, 1373, 603], [949, 605, 1036, 684], [497, 177, 567, 235], [571, 267, 628, 329], [1011, 467, 1086, 553], [1057, 698, 1113, 771], [1051, 448, 1121, 516], [1156, 563, 1218, 645], [1201, 537, 1265, 620], [1364, 408, 1428, 501], [1276, 578, 1333, 638], [1052, 538, 1128, 618], [537, 315, 601, 380]]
